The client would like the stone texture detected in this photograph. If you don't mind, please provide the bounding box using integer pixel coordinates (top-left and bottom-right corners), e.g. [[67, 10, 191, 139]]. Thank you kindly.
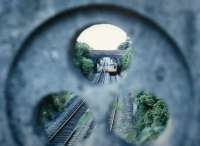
[[0, 0, 200, 146]]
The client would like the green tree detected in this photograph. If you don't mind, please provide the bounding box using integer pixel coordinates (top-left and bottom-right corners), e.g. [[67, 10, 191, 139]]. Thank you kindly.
[[39, 92, 72, 123], [81, 57, 94, 76], [118, 39, 133, 72], [118, 39, 131, 50], [132, 92, 169, 144], [74, 42, 95, 77], [120, 50, 132, 71], [75, 42, 90, 57]]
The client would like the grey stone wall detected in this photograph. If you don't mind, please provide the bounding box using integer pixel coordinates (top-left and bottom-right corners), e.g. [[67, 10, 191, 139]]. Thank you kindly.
[[0, 0, 200, 146]]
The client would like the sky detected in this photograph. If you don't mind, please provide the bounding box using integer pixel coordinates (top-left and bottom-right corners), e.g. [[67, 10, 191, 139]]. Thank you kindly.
[[77, 24, 127, 50]]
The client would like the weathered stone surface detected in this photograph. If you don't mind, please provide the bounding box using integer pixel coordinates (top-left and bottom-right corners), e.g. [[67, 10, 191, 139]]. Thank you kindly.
[[0, 0, 200, 146]]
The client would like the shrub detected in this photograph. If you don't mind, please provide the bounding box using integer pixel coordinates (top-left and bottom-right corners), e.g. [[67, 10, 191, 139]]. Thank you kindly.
[[132, 91, 169, 144], [39, 92, 71, 123], [74, 42, 95, 77], [81, 57, 95, 76], [119, 50, 132, 71], [75, 42, 90, 58], [118, 39, 131, 50]]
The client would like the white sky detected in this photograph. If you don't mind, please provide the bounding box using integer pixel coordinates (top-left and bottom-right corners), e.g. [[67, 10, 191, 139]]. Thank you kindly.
[[77, 24, 127, 50]]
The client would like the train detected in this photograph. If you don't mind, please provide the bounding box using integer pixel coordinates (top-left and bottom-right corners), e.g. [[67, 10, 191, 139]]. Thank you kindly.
[[97, 57, 118, 74]]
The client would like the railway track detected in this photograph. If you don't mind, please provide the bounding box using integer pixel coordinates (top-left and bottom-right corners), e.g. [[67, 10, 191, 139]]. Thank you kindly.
[[109, 96, 119, 131], [66, 116, 95, 146], [46, 96, 80, 135], [94, 71, 118, 85], [94, 58, 119, 84], [47, 100, 87, 146], [94, 71, 105, 84], [109, 75, 117, 83]]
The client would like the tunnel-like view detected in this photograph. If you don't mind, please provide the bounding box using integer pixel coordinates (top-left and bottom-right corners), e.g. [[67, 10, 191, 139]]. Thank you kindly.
[[73, 24, 132, 83], [37, 91, 95, 146], [2, 2, 200, 146]]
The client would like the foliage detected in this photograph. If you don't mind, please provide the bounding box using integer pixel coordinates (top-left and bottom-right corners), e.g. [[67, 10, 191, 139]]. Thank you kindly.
[[74, 42, 95, 77], [112, 98, 121, 110], [77, 111, 93, 127], [81, 57, 95, 76], [118, 39, 131, 50], [75, 42, 90, 58], [39, 91, 72, 123], [119, 50, 132, 71], [130, 91, 169, 144], [118, 39, 133, 72]]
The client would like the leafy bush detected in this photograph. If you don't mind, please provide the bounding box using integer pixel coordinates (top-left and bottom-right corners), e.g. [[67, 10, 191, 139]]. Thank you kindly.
[[119, 50, 132, 71], [74, 42, 95, 77], [118, 39, 133, 72], [75, 42, 90, 58], [118, 39, 131, 50], [39, 91, 72, 123], [131, 91, 169, 144], [81, 57, 95, 76]]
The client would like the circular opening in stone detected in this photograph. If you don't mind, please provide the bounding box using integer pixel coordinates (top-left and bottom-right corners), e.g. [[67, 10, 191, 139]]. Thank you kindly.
[[108, 91, 169, 145], [36, 91, 95, 146], [73, 24, 133, 84]]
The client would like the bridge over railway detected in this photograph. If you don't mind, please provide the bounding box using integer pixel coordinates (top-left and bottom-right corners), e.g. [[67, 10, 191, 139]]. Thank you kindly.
[[89, 50, 125, 62]]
